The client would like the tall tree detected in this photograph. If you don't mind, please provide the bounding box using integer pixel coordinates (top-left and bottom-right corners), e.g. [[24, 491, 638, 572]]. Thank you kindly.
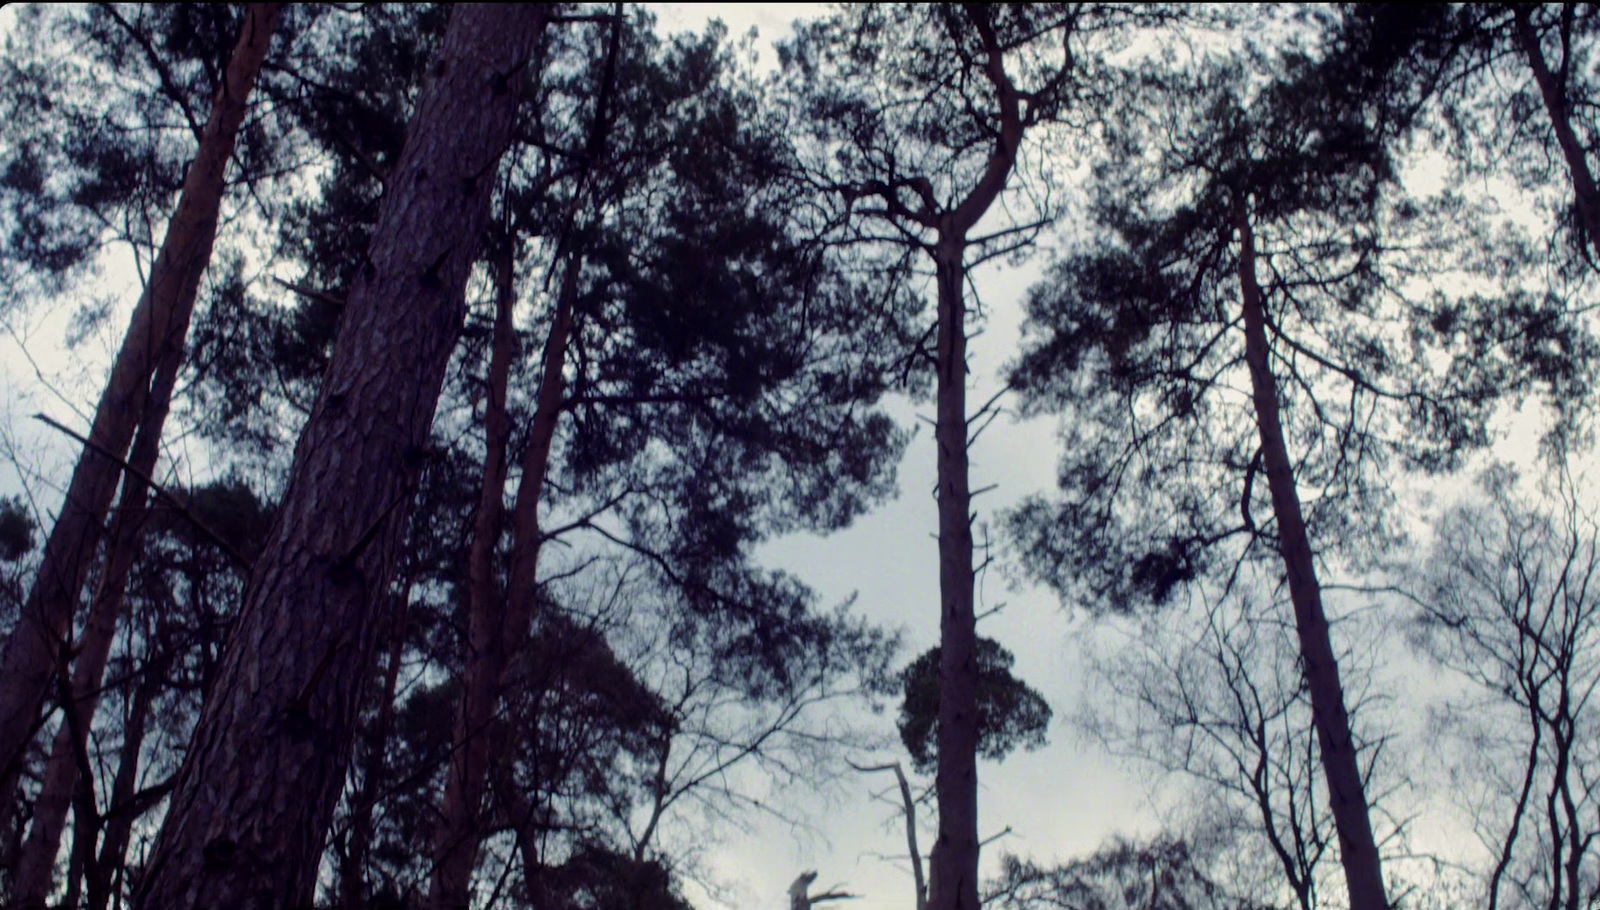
[[1002, 19, 1564, 906], [779, 8, 1140, 906], [0, 3, 282, 832], [130, 7, 550, 907]]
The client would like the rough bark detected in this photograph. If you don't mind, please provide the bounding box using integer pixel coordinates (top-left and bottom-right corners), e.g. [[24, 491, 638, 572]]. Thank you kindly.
[[130, 8, 548, 908], [1514, 5, 1600, 259], [0, 0, 282, 822], [1235, 204, 1389, 910]]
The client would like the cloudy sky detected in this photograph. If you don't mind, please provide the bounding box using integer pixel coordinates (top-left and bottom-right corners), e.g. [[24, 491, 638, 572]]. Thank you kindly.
[[0, 5, 1574, 910]]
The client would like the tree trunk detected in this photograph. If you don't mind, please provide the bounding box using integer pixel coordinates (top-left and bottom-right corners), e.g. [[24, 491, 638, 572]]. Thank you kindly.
[[428, 252, 577, 910], [0, 4, 282, 807], [1235, 204, 1389, 910], [60, 774, 97, 910], [12, 255, 193, 908], [1514, 5, 1600, 259], [923, 14, 1027, 910], [340, 577, 412, 910], [87, 672, 157, 910], [929, 237, 979, 910], [130, 8, 548, 908], [427, 244, 523, 910]]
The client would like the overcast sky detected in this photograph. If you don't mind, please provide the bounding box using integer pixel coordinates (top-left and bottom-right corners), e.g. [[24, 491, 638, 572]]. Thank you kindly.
[[0, 5, 1582, 910]]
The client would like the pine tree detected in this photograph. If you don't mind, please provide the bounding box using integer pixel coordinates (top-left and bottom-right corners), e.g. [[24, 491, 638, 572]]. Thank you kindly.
[[131, 8, 550, 907]]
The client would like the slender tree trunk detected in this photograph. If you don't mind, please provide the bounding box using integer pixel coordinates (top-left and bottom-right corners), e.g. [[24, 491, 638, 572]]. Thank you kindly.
[[429, 253, 577, 910], [0, 4, 282, 807], [1235, 204, 1389, 910], [131, 8, 548, 907], [1514, 5, 1600, 259], [1489, 697, 1543, 910], [428, 244, 525, 910], [87, 673, 156, 910], [12, 260, 193, 908], [60, 775, 97, 910], [922, 14, 1030, 910], [928, 237, 980, 910], [340, 578, 412, 910]]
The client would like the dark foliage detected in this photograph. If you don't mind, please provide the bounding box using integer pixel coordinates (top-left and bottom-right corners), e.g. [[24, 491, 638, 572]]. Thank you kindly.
[[897, 637, 1051, 775]]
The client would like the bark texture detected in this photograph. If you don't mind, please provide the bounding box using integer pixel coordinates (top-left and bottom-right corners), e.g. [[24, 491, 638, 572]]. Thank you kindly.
[[1235, 205, 1389, 910], [1514, 5, 1600, 259], [131, 8, 547, 908], [0, 0, 282, 813]]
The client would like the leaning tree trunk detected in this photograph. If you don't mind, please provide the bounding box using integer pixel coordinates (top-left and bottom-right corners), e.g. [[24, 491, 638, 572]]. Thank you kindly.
[[11, 262, 194, 909], [1514, 5, 1600, 260], [0, 0, 282, 827], [1235, 204, 1389, 910], [130, 8, 549, 908]]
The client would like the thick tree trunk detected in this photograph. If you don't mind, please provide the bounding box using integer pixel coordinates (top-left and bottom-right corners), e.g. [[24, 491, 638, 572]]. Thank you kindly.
[[12, 269, 192, 909], [929, 239, 979, 910], [428, 253, 577, 910], [1514, 5, 1600, 259], [0, 1, 282, 829], [1235, 205, 1388, 910], [130, 8, 548, 908]]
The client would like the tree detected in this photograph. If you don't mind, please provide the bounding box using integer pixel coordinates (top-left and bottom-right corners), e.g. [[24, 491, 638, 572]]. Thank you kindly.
[[896, 638, 1051, 777], [778, 8, 1142, 907], [0, 5, 283, 848], [129, 8, 550, 907], [424, 8, 917, 904], [1413, 463, 1600, 910], [1001, 14, 1544, 906], [852, 636, 1051, 910]]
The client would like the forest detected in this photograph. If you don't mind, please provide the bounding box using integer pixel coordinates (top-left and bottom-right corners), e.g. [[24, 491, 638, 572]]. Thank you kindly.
[[0, 3, 1597, 909]]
